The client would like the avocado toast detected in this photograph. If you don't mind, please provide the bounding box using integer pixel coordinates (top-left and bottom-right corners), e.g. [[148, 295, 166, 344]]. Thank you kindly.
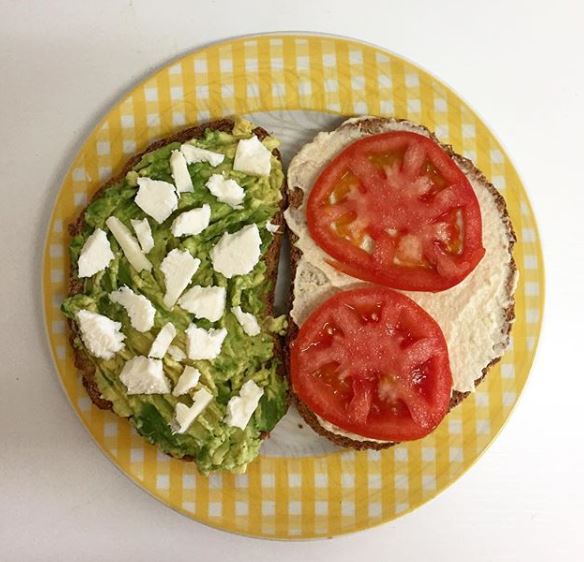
[[62, 118, 289, 474]]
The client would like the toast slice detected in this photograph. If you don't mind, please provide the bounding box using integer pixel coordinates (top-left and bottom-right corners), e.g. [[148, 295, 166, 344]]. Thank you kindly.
[[284, 116, 517, 450], [63, 118, 289, 472]]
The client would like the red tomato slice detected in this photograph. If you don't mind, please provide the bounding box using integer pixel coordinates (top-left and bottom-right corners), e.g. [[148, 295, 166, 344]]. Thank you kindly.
[[306, 131, 485, 291], [290, 287, 452, 441]]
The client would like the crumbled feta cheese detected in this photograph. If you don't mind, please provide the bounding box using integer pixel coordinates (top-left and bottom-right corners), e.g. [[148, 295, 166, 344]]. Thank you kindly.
[[265, 221, 280, 234], [210, 224, 262, 279], [233, 135, 272, 176], [148, 322, 177, 359], [135, 178, 178, 224], [77, 228, 115, 278], [119, 356, 170, 394], [178, 285, 226, 322], [109, 286, 156, 332], [173, 388, 213, 433], [171, 205, 211, 237], [130, 218, 154, 253], [205, 174, 245, 208], [106, 216, 152, 272], [185, 325, 227, 360], [225, 380, 264, 430], [170, 149, 193, 193], [76, 309, 125, 359], [231, 306, 261, 336], [160, 249, 200, 308], [180, 144, 225, 167], [172, 365, 202, 397]]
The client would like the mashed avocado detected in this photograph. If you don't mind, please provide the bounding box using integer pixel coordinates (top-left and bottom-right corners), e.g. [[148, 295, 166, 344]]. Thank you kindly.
[[62, 120, 288, 474]]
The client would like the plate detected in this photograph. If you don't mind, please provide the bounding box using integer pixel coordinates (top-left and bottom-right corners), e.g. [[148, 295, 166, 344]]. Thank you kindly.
[[42, 33, 544, 539]]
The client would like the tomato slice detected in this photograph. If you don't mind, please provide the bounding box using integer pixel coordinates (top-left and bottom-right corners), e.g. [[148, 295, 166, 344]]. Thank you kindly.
[[290, 287, 452, 441], [306, 131, 485, 291]]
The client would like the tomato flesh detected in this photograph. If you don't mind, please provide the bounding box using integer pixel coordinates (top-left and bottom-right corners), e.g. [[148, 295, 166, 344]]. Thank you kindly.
[[307, 131, 485, 292], [291, 287, 452, 441]]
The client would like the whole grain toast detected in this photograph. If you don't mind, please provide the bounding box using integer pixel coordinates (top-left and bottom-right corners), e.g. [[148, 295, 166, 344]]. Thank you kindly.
[[285, 116, 517, 450], [67, 119, 288, 428]]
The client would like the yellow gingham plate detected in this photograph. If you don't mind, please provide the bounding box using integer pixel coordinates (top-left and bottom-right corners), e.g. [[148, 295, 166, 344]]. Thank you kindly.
[[42, 33, 543, 539]]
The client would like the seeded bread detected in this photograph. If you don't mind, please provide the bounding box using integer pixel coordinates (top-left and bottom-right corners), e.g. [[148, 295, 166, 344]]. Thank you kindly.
[[67, 119, 288, 423], [285, 116, 517, 450]]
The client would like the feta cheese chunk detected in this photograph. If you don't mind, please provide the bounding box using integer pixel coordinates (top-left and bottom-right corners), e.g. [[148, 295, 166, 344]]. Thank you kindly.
[[225, 380, 264, 430], [106, 216, 152, 272], [205, 174, 245, 208], [178, 285, 226, 322], [148, 322, 177, 359], [185, 325, 227, 360], [231, 306, 261, 336], [233, 135, 272, 176], [160, 249, 200, 308], [210, 224, 262, 279], [109, 286, 156, 332], [135, 178, 178, 224], [130, 218, 154, 253], [170, 149, 193, 193], [77, 228, 115, 278], [119, 356, 170, 395], [172, 365, 202, 397], [173, 388, 213, 433], [167, 345, 186, 362], [265, 221, 279, 234], [180, 144, 225, 167], [171, 205, 211, 237], [76, 309, 125, 360]]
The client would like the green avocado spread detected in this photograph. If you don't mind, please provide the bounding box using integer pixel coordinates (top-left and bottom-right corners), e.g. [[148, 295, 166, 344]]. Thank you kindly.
[[61, 119, 288, 474]]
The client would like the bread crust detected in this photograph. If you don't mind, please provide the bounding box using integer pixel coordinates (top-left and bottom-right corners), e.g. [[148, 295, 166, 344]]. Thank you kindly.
[[285, 116, 517, 449], [67, 119, 288, 423]]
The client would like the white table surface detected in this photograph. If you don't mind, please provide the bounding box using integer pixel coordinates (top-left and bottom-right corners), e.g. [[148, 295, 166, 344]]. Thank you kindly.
[[1, 0, 583, 559]]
